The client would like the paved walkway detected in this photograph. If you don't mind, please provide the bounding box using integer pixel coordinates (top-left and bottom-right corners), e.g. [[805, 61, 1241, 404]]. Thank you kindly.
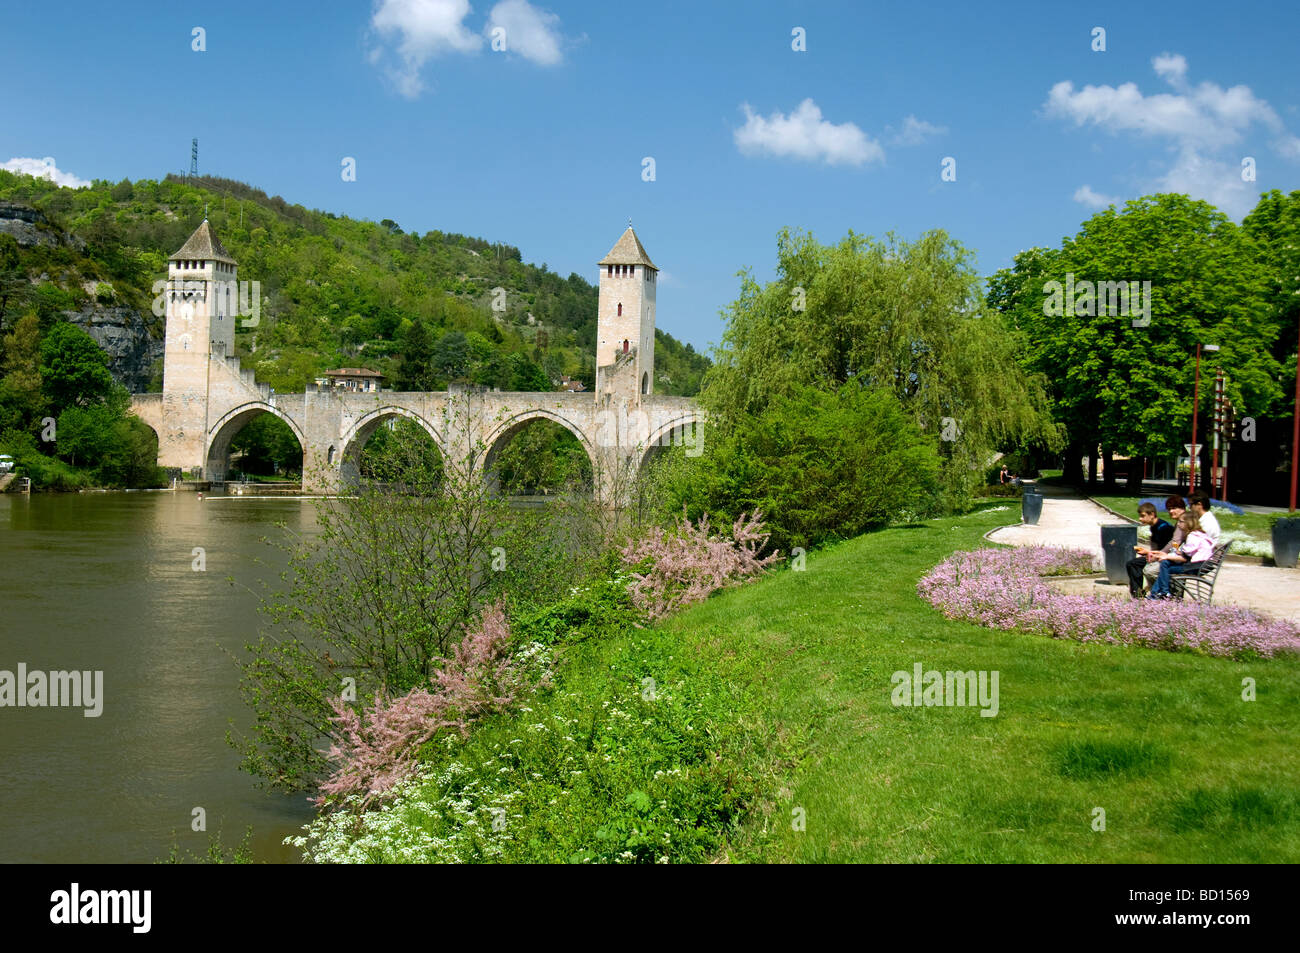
[[987, 489, 1300, 624]]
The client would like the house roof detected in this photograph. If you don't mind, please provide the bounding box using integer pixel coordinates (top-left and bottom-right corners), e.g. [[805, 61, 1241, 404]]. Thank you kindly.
[[598, 227, 657, 269], [323, 368, 384, 378], [170, 220, 236, 263]]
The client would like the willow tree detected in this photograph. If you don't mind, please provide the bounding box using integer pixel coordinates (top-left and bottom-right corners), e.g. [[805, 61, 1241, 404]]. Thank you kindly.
[[704, 227, 1059, 505]]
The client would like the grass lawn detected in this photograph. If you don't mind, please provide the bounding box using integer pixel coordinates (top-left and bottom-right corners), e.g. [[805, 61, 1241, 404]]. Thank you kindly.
[[661, 504, 1300, 862], [321, 502, 1300, 863], [1089, 494, 1274, 544]]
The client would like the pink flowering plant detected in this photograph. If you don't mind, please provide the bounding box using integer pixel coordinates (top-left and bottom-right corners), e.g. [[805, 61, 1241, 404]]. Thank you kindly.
[[317, 599, 551, 809], [918, 545, 1300, 660], [621, 509, 782, 621]]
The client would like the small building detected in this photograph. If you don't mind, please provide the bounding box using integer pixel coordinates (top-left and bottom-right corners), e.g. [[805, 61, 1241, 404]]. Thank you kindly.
[[558, 375, 587, 392], [319, 368, 384, 393]]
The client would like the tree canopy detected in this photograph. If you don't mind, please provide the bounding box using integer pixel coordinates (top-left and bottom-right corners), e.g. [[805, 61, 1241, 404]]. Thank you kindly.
[[704, 227, 1060, 501]]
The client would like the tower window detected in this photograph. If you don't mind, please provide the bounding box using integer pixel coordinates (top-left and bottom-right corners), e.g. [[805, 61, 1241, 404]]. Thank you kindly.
[[617, 303, 622, 316], [607, 265, 613, 276]]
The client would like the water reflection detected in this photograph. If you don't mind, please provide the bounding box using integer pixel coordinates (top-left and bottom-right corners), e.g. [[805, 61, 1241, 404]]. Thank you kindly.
[[0, 491, 321, 863]]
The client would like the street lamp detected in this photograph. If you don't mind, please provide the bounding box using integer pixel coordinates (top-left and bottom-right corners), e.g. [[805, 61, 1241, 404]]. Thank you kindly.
[[1290, 246, 1300, 511], [1190, 343, 1219, 495]]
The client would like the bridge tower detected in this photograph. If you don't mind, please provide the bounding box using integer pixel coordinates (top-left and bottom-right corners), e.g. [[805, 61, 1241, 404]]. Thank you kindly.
[[158, 219, 239, 472], [595, 226, 656, 403]]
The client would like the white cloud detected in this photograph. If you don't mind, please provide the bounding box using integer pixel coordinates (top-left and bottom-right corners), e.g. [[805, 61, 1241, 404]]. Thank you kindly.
[[888, 115, 947, 146], [1073, 184, 1121, 209], [1045, 55, 1300, 219], [1277, 135, 1300, 160], [734, 99, 884, 167], [1159, 148, 1253, 218], [2, 156, 90, 188], [1151, 52, 1188, 88], [485, 0, 563, 66], [369, 0, 482, 98]]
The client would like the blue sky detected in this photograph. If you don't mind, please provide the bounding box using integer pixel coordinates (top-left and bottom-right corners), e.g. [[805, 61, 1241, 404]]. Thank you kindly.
[[4, 0, 1299, 353]]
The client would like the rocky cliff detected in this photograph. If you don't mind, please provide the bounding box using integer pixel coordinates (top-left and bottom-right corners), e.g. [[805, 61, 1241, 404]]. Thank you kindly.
[[62, 305, 163, 394], [2, 201, 159, 393]]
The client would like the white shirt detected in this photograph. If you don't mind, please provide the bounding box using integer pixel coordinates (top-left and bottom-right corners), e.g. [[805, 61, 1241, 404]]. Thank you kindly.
[[1197, 509, 1221, 543]]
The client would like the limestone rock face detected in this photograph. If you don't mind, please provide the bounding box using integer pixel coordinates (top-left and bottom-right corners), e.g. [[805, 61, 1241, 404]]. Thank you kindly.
[[0, 201, 82, 249], [62, 305, 164, 394]]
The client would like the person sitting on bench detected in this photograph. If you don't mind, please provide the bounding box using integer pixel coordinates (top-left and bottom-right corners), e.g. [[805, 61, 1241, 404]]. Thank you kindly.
[[1147, 514, 1215, 600], [1126, 502, 1175, 597], [1187, 491, 1222, 544], [1139, 496, 1187, 594]]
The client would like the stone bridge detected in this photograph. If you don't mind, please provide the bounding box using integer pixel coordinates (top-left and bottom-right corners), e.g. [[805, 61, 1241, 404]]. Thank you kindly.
[[130, 352, 702, 501], [129, 221, 701, 503]]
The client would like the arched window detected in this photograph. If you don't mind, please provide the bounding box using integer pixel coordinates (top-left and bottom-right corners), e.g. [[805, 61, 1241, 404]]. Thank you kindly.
[[641, 372, 649, 394], [617, 303, 622, 316], [622, 339, 629, 353]]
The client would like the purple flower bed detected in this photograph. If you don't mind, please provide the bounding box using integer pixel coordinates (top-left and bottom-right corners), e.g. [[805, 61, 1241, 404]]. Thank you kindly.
[[917, 546, 1300, 660]]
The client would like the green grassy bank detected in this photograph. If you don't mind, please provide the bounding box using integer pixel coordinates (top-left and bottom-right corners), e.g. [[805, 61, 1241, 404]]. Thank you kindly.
[[302, 503, 1300, 863]]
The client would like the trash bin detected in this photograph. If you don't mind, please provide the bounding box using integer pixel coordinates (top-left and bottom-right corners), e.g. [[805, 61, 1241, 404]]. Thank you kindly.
[[1021, 490, 1043, 525], [1100, 524, 1138, 585], [1273, 517, 1300, 569]]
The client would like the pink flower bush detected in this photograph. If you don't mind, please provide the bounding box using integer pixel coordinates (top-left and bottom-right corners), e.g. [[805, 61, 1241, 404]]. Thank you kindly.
[[918, 546, 1300, 660], [317, 599, 538, 807], [622, 509, 782, 620]]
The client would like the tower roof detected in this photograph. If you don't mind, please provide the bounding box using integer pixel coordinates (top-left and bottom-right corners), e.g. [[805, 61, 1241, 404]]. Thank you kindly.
[[599, 227, 656, 270], [170, 219, 236, 264]]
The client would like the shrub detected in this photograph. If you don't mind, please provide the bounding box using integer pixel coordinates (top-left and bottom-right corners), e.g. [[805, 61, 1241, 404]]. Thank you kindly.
[[621, 509, 782, 620], [287, 631, 762, 863], [317, 599, 551, 808], [660, 383, 944, 551]]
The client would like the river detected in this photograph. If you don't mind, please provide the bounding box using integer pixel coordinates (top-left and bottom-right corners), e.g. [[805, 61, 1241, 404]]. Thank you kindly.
[[0, 490, 321, 863]]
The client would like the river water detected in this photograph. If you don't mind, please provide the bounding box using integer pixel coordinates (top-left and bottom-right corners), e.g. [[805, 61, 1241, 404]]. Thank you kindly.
[[0, 490, 322, 863]]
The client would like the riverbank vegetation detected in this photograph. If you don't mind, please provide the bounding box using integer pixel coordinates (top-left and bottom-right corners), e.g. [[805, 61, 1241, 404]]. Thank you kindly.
[[0, 316, 163, 488]]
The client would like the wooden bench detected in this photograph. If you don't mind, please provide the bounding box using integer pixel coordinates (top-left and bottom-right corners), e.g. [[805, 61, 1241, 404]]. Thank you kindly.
[[1171, 541, 1231, 604]]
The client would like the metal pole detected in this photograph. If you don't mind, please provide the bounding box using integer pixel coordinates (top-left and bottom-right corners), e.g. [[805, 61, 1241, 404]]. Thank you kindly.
[[1190, 343, 1201, 494], [1212, 371, 1223, 498], [1291, 312, 1299, 511]]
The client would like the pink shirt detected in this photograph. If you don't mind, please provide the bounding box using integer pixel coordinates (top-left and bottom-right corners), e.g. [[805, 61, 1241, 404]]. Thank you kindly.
[[1179, 531, 1214, 563]]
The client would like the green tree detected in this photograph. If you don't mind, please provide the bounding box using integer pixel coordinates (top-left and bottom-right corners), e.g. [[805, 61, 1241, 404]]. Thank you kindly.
[[1242, 189, 1300, 416], [706, 227, 1058, 504], [40, 322, 114, 413], [0, 234, 26, 341], [433, 330, 470, 381], [989, 194, 1281, 490], [0, 314, 44, 433], [399, 316, 437, 390], [661, 382, 942, 551], [507, 352, 550, 392]]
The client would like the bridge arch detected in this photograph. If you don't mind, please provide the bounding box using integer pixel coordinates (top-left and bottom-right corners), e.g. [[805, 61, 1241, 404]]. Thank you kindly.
[[337, 406, 444, 488], [639, 412, 704, 471], [205, 401, 307, 482], [479, 408, 597, 496]]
